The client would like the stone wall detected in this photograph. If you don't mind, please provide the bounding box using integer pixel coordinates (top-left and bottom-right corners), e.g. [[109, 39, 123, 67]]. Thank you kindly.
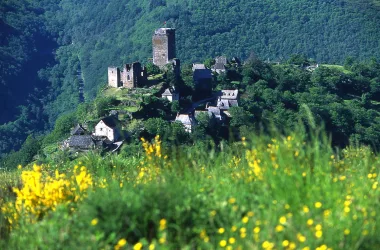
[[108, 67, 120, 87], [152, 28, 176, 68]]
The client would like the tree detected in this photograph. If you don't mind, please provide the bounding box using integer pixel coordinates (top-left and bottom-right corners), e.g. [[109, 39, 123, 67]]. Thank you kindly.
[[229, 107, 253, 128], [145, 62, 161, 75], [95, 97, 117, 117], [204, 58, 215, 69], [144, 118, 170, 138], [43, 112, 76, 145]]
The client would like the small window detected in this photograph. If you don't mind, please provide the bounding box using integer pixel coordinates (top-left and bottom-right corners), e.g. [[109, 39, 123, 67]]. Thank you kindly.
[[127, 75, 130, 81]]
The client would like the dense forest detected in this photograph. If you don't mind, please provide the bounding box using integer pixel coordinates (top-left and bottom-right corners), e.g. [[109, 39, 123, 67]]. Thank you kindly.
[[1, 0, 380, 160]]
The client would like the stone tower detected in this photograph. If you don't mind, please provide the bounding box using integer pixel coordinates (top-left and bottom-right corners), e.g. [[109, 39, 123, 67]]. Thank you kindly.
[[108, 67, 120, 87], [152, 28, 176, 68], [121, 62, 143, 88]]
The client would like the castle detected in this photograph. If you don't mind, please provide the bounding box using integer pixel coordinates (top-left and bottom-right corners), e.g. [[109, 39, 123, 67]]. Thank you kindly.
[[108, 28, 177, 88], [108, 62, 147, 88]]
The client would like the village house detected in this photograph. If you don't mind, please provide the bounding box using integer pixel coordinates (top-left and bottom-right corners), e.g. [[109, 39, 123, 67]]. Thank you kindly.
[[212, 56, 228, 74], [206, 106, 224, 122], [65, 135, 96, 151], [217, 89, 239, 110], [71, 124, 87, 136], [93, 117, 121, 142], [162, 87, 179, 102], [175, 113, 197, 133]]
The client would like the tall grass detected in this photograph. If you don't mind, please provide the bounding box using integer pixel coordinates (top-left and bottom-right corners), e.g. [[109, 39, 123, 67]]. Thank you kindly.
[[1, 129, 379, 249]]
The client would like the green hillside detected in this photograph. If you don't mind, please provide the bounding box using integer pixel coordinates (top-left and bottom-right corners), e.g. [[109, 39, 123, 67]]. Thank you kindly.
[[1, 0, 380, 158]]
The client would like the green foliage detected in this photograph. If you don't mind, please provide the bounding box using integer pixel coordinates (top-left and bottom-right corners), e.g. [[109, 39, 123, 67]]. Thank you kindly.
[[95, 97, 118, 117], [1, 135, 42, 169], [144, 118, 170, 138], [2, 130, 380, 249], [145, 62, 161, 75], [3, 0, 380, 159], [229, 107, 253, 128], [42, 113, 77, 146]]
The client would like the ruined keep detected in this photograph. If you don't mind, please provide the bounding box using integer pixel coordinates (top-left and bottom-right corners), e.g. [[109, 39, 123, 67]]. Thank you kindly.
[[152, 28, 176, 68], [108, 67, 120, 88], [108, 62, 147, 88]]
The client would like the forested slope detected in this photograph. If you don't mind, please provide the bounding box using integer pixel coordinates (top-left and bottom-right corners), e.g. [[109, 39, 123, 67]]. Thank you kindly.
[[1, 0, 380, 158]]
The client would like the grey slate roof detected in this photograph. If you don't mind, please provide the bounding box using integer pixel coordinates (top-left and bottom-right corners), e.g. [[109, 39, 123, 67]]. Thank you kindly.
[[162, 87, 177, 96], [213, 62, 226, 70], [215, 56, 228, 65], [68, 135, 95, 149], [207, 106, 224, 120], [71, 124, 86, 135], [175, 114, 196, 126]]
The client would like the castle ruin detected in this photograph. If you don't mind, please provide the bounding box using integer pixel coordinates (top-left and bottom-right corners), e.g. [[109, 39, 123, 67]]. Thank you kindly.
[[108, 62, 147, 88], [108, 27, 177, 88], [152, 28, 176, 68]]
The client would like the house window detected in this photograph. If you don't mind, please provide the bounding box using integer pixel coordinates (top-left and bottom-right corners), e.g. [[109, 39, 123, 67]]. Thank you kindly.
[[127, 75, 130, 81], [100, 128, 103, 131]]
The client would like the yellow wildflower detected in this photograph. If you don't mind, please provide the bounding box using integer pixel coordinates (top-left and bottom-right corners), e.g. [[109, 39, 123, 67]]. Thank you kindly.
[[220, 240, 227, 247], [279, 216, 287, 224], [91, 218, 98, 226], [315, 202, 322, 208], [159, 218, 167, 231], [229, 237, 236, 244]]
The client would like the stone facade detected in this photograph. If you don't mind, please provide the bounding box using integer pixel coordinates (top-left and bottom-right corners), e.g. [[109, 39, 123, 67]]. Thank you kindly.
[[108, 67, 120, 87], [152, 28, 176, 68], [121, 62, 145, 88], [212, 56, 228, 74], [217, 89, 239, 110], [108, 62, 147, 88], [93, 117, 120, 142]]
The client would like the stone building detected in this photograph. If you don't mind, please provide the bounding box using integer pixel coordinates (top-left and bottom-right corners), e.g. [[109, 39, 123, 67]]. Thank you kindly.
[[108, 67, 120, 88], [212, 56, 228, 74], [217, 89, 239, 110], [162, 87, 179, 102], [65, 135, 96, 151], [108, 62, 147, 88], [152, 28, 176, 68], [93, 117, 121, 142], [71, 124, 87, 136], [175, 113, 197, 133]]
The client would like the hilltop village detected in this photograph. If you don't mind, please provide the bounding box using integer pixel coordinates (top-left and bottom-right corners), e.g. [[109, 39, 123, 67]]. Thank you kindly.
[[63, 28, 241, 152]]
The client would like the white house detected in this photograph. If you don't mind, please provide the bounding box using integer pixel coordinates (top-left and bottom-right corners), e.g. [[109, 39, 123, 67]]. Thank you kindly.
[[162, 87, 179, 102], [93, 117, 120, 142], [175, 113, 197, 133]]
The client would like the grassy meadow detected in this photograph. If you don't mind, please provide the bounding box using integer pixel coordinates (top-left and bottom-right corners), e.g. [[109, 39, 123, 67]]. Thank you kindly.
[[0, 130, 379, 249]]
